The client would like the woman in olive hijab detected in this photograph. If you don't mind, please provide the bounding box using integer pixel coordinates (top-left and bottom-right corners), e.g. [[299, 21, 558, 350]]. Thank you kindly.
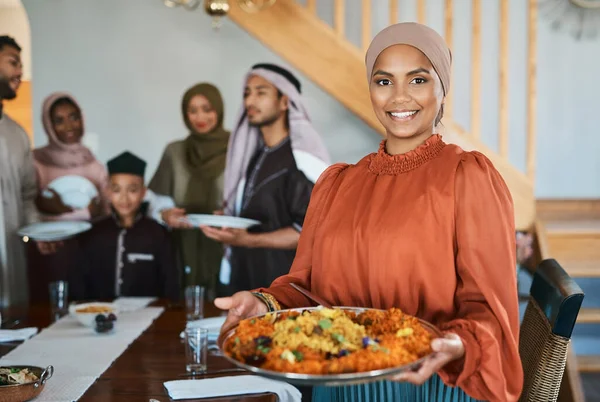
[[149, 83, 230, 299]]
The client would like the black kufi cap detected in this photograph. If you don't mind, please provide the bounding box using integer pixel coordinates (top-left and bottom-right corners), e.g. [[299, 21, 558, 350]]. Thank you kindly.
[[107, 151, 146, 178]]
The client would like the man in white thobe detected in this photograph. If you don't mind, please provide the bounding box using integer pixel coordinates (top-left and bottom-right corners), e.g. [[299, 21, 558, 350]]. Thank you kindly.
[[0, 35, 38, 308]]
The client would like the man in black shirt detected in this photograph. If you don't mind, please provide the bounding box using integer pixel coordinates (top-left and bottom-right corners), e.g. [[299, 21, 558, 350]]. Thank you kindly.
[[201, 63, 330, 294]]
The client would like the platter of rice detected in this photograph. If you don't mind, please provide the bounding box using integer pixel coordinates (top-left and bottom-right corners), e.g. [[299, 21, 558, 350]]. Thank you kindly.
[[218, 306, 441, 386]]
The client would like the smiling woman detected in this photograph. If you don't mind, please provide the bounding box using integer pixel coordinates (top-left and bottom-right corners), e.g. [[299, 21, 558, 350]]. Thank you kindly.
[[216, 22, 523, 402]]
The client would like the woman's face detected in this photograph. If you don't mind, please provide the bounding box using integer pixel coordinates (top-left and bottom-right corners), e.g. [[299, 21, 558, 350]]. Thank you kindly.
[[51, 101, 83, 144], [187, 94, 218, 134], [369, 44, 444, 141]]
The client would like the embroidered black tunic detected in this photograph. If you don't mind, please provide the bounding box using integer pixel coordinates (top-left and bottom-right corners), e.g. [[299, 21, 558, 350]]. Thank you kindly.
[[228, 137, 313, 293], [69, 205, 180, 301]]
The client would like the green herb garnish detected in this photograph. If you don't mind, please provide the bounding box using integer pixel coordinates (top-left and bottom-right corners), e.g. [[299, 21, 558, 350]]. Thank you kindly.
[[235, 337, 240, 345], [331, 333, 345, 343], [10, 368, 20, 373], [318, 319, 332, 329], [292, 350, 304, 362], [250, 319, 256, 324], [258, 346, 271, 354], [294, 327, 301, 333]]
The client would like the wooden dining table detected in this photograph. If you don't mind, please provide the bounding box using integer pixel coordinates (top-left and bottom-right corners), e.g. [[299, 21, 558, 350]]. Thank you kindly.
[[0, 301, 289, 401]]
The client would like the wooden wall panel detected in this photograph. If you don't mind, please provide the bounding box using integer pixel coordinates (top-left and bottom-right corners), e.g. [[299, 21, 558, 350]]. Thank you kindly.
[[3, 80, 33, 143]]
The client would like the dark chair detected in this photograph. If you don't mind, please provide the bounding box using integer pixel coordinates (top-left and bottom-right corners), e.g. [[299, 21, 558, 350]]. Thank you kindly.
[[519, 259, 584, 402]]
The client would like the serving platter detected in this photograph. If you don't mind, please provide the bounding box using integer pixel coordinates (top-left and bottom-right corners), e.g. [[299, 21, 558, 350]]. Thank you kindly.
[[217, 306, 442, 387]]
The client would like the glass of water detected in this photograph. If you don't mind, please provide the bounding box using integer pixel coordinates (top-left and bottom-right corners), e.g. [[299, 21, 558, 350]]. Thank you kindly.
[[184, 327, 208, 374], [48, 281, 69, 321], [185, 285, 205, 321]]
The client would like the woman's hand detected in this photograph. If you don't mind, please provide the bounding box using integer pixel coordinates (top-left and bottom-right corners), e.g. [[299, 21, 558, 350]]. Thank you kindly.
[[390, 333, 465, 385], [87, 198, 104, 218], [200, 226, 254, 247], [161, 207, 192, 228], [36, 241, 64, 255], [36, 189, 73, 215], [214, 291, 269, 333]]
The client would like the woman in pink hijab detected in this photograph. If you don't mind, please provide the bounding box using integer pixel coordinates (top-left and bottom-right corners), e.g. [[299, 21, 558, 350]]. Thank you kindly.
[[27, 92, 108, 302], [33, 92, 107, 221]]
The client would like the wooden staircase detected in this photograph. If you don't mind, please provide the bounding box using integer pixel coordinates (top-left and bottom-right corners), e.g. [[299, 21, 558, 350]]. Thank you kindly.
[[536, 200, 600, 401], [227, 0, 537, 231]]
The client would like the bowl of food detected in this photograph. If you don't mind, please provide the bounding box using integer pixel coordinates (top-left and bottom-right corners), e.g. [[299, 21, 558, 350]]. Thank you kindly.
[[218, 306, 441, 386], [0, 365, 53, 402], [70, 302, 118, 328]]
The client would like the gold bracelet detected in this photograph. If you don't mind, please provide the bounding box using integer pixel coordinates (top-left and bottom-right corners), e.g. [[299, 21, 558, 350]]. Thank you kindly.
[[261, 292, 281, 311], [251, 292, 281, 312]]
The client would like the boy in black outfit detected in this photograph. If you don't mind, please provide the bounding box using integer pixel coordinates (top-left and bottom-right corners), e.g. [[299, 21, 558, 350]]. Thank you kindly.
[[70, 151, 179, 301]]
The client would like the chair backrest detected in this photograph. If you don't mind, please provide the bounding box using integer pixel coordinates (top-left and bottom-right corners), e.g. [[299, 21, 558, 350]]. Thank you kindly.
[[519, 259, 584, 402]]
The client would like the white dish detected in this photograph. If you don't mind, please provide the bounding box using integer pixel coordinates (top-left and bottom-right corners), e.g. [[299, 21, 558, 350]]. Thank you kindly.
[[17, 221, 92, 241], [69, 302, 119, 327], [47, 175, 98, 209], [184, 214, 260, 229]]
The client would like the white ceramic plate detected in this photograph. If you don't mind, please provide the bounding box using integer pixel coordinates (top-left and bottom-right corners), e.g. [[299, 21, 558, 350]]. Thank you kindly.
[[47, 175, 98, 209], [17, 221, 92, 241], [185, 214, 260, 229]]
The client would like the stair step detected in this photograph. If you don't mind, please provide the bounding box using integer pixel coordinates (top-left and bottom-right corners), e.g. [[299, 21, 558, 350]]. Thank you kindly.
[[559, 261, 600, 278], [578, 308, 600, 323], [544, 218, 600, 235], [577, 355, 600, 372]]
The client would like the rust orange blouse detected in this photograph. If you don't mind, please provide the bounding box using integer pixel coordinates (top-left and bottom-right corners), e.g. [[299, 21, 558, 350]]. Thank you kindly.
[[259, 134, 523, 402]]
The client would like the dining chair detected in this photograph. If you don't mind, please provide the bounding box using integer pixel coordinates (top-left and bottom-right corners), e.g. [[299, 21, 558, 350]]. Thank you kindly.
[[518, 258, 584, 402]]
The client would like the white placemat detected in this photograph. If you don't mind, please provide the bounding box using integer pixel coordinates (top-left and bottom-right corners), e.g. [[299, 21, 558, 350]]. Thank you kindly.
[[0, 307, 164, 402], [164, 375, 301, 401], [0, 327, 38, 343], [112, 297, 157, 312]]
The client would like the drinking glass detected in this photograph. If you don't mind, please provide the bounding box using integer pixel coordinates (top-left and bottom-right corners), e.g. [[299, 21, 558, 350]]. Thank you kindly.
[[185, 285, 205, 321], [49, 281, 68, 321], [184, 327, 208, 373]]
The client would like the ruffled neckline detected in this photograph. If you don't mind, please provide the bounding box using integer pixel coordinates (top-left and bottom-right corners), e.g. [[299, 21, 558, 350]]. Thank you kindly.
[[368, 134, 446, 175]]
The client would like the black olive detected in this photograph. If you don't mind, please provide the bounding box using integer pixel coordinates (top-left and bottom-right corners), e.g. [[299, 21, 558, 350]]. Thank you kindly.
[[254, 336, 272, 347], [245, 354, 266, 366]]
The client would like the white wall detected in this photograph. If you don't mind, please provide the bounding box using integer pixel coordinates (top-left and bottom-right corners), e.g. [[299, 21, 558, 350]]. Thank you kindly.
[[16, 0, 600, 197], [20, 0, 381, 181]]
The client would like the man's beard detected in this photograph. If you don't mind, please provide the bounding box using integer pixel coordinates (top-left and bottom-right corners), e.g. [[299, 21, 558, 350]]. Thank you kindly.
[[248, 110, 282, 128], [0, 75, 17, 100]]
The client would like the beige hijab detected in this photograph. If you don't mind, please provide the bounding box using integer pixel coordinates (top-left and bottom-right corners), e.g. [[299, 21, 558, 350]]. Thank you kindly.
[[365, 22, 452, 124]]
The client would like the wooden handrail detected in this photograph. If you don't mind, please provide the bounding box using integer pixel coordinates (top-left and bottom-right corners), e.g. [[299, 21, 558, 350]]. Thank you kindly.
[[499, 0, 509, 158], [389, 0, 398, 26], [444, 0, 454, 121], [361, 0, 371, 52], [334, 0, 344, 36], [417, 0, 426, 24], [470, 0, 481, 140], [527, 0, 538, 182]]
